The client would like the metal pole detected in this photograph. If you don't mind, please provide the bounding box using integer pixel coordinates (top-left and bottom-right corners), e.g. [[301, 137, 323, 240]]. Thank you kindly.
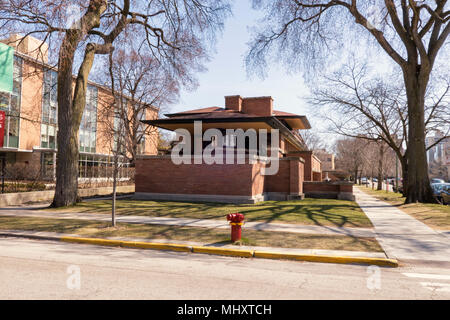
[[1, 156, 5, 194], [395, 155, 399, 193]]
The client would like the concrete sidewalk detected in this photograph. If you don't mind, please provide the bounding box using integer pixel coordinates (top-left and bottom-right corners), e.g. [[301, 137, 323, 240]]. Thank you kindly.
[[354, 188, 450, 262], [0, 207, 375, 238]]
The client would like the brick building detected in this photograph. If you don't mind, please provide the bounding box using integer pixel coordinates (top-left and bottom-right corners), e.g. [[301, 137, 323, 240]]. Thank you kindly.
[[426, 131, 450, 180], [314, 149, 335, 171], [135, 95, 328, 203], [0, 35, 158, 181]]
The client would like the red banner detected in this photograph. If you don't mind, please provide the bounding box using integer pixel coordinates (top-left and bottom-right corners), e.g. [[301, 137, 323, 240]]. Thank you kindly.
[[0, 110, 5, 148]]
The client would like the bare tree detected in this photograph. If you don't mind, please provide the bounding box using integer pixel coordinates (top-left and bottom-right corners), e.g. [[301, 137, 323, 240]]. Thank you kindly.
[[96, 49, 179, 165], [298, 129, 327, 151], [247, 0, 450, 203], [311, 61, 449, 198], [334, 137, 369, 183], [0, 0, 231, 207], [96, 48, 181, 226]]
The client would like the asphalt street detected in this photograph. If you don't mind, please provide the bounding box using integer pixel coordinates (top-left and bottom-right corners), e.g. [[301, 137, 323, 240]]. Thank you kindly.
[[1, 237, 449, 299]]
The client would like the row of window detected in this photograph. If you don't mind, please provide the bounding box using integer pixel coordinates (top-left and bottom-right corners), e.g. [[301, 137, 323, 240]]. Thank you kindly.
[[41, 69, 98, 153], [40, 152, 133, 180], [2, 56, 147, 156], [0, 56, 22, 148], [79, 83, 98, 153]]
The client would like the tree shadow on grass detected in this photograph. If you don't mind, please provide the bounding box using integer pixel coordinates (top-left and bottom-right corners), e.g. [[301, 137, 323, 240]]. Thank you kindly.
[[42, 198, 371, 229]]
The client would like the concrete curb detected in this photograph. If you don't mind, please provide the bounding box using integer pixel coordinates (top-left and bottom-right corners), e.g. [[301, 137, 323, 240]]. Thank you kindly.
[[0, 232, 398, 267], [192, 246, 254, 258], [253, 251, 399, 267], [0, 231, 60, 242]]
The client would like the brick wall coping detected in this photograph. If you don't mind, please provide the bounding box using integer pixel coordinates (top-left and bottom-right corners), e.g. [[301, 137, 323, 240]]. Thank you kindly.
[[282, 156, 305, 163], [0, 185, 135, 207], [304, 181, 354, 186], [287, 151, 322, 163]]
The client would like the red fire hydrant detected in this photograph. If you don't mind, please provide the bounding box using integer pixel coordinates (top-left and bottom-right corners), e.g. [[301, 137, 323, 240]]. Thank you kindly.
[[227, 213, 245, 242]]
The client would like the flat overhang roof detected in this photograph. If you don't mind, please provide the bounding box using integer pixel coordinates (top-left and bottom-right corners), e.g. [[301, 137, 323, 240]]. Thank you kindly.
[[277, 115, 311, 130], [142, 116, 307, 150], [142, 115, 311, 131], [143, 117, 273, 132]]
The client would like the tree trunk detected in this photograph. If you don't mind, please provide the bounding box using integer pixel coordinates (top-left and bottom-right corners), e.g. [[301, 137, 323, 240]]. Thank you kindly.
[[51, 33, 81, 207], [404, 67, 434, 203], [52, 43, 97, 207], [377, 145, 384, 191], [400, 156, 408, 197], [51, 2, 106, 207]]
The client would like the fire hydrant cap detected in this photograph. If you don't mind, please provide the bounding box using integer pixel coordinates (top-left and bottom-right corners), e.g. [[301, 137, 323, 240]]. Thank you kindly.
[[227, 213, 245, 223]]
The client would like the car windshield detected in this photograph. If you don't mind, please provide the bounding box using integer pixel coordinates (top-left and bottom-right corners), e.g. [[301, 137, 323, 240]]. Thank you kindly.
[[431, 184, 445, 191]]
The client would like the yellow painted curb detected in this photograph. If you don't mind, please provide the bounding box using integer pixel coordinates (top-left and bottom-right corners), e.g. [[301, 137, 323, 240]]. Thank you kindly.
[[61, 237, 122, 247], [254, 251, 398, 267], [58, 236, 397, 267], [192, 246, 254, 258], [121, 241, 192, 252]]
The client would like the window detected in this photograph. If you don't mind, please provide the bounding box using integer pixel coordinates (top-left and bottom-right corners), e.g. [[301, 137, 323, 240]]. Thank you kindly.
[[79, 85, 98, 153], [136, 107, 146, 155], [41, 73, 98, 153], [1, 56, 22, 148], [113, 97, 127, 153], [41, 123, 56, 149], [41, 69, 57, 149], [42, 69, 57, 125], [78, 154, 131, 179], [41, 152, 55, 180]]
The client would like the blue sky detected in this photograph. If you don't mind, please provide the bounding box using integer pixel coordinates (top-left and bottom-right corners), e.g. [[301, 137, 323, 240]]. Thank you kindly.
[[169, 0, 311, 119], [165, 0, 403, 149]]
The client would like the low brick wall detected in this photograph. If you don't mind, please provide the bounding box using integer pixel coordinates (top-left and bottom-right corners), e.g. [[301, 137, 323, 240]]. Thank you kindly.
[[303, 181, 354, 201], [265, 158, 304, 200], [0, 185, 135, 207], [135, 156, 265, 203], [287, 151, 321, 182], [135, 156, 306, 203]]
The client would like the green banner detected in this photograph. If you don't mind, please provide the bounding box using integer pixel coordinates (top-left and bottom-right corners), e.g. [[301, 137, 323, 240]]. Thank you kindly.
[[0, 42, 14, 94]]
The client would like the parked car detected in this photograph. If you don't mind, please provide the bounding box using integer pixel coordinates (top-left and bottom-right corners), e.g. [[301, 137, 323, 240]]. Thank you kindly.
[[431, 178, 446, 184], [431, 183, 447, 202], [440, 185, 450, 205], [361, 177, 369, 185], [372, 178, 378, 183], [388, 178, 399, 186]]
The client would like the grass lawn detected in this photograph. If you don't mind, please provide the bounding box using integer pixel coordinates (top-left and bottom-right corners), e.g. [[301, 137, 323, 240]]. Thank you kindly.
[[43, 198, 373, 229], [0, 216, 383, 252], [356, 186, 450, 230]]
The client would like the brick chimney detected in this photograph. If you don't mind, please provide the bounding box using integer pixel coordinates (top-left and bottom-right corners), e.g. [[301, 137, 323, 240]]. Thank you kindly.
[[242, 96, 273, 116], [225, 95, 242, 112]]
